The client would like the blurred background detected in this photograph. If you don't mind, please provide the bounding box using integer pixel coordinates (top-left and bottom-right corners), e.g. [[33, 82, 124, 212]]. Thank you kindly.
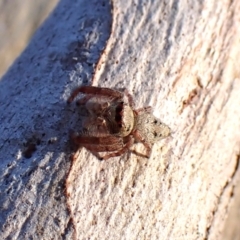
[[0, 0, 58, 78], [0, 1, 239, 239]]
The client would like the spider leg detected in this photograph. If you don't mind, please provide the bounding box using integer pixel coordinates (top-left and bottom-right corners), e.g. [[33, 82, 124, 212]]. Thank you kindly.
[[85, 98, 111, 117], [72, 135, 134, 160], [77, 96, 111, 113], [76, 95, 93, 105], [123, 89, 135, 107], [132, 130, 152, 158], [67, 86, 123, 103], [100, 136, 135, 160], [130, 150, 151, 158], [116, 88, 135, 107], [71, 134, 122, 146], [72, 135, 128, 160], [81, 148, 102, 160], [82, 143, 123, 152], [135, 106, 152, 114], [82, 117, 107, 131]]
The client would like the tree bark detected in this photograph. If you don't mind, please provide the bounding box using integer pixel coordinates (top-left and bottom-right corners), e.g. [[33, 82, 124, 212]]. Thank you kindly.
[[0, 0, 240, 239]]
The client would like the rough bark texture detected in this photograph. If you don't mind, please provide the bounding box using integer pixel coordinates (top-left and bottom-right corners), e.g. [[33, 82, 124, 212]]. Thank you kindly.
[[0, 0, 240, 240]]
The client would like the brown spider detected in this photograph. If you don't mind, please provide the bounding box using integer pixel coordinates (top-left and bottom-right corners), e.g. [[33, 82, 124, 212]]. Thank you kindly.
[[67, 86, 170, 160]]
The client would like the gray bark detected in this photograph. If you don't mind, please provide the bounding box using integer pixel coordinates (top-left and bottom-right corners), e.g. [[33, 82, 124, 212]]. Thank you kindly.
[[0, 0, 240, 239]]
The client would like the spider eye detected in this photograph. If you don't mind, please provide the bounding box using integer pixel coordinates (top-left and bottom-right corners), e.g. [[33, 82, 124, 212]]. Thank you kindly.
[[154, 131, 162, 138], [154, 119, 158, 124], [115, 115, 122, 122], [115, 102, 124, 127]]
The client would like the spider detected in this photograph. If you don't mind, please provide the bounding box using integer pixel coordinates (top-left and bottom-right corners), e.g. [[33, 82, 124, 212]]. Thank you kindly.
[[67, 86, 170, 160]]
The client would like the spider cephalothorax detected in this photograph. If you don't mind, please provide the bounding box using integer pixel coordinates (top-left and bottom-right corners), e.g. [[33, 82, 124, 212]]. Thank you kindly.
[[67, 86, 170, 160]]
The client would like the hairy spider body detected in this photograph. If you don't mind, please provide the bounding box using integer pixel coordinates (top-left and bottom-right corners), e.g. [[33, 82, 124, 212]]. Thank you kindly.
[[67, 86, 170, 160]]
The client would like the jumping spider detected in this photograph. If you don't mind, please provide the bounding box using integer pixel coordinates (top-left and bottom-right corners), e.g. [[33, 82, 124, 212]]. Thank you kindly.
[[67, 86, 170, 160]]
